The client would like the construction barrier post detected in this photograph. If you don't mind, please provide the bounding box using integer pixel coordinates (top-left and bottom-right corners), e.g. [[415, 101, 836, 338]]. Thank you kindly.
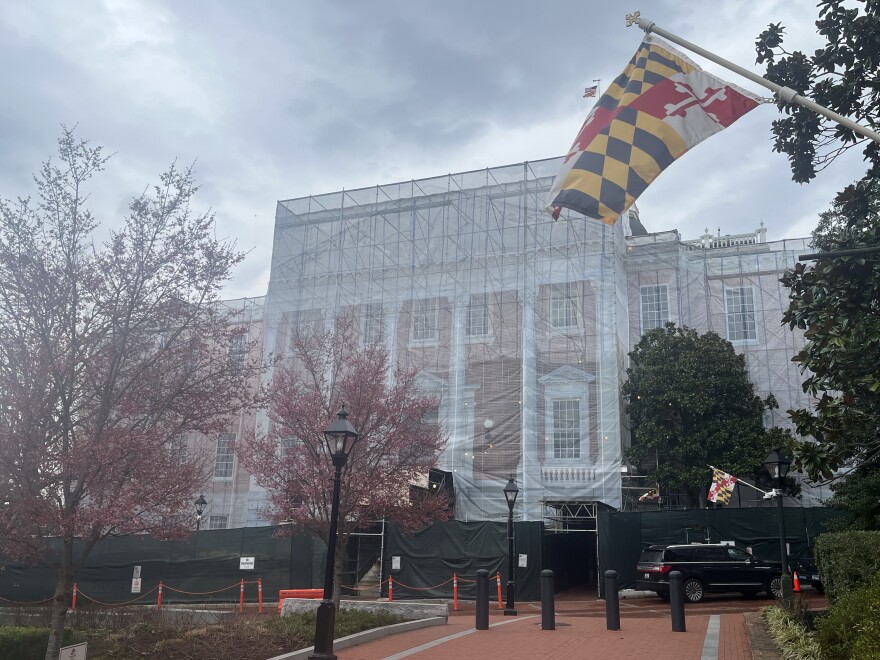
[[388, 575, 393, 602], [258, 578, 263, 614], [72, 583, 77, 611], [496, 571, 503, 609], [239, 579, 245, 613], [157, 581, 163, 610], [453, 573, 459, 611]]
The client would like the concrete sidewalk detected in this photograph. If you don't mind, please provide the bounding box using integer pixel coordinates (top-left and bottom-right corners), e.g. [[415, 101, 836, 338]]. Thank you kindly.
[[336, 610, 752, 660]]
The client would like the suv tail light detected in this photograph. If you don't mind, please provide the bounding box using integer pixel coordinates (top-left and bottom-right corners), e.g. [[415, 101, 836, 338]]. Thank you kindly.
[[657, 564, 672, 574]]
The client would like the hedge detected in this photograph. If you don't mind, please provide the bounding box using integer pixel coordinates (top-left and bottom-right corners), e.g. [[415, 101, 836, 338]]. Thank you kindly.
[[816, 576, 880, 660], [814, 530, 880, 603], [0, 627, 85, 660]]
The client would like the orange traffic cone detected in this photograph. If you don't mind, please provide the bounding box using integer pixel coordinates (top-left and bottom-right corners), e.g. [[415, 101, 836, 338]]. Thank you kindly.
[[793, 571, 801, 593]]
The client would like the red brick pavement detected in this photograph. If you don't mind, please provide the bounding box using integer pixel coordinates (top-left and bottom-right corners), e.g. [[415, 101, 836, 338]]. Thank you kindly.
[[337, 612, 735, 660], [333, 591, 821, 659]]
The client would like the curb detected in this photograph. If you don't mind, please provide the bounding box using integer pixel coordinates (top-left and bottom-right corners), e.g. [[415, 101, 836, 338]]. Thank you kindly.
[[264, 616, 448, 660]]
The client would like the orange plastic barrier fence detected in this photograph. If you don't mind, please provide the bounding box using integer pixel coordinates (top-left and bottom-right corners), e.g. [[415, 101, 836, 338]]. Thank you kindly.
[[277, 588, 324, 613]]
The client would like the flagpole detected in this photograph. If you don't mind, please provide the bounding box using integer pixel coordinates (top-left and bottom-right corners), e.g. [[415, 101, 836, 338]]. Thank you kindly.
[[708, 465, 771, 497], [625, 11, 880, 145]]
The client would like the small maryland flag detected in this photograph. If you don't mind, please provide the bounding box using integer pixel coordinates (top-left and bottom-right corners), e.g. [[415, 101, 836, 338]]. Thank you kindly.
[[707, 467, 737, 504]]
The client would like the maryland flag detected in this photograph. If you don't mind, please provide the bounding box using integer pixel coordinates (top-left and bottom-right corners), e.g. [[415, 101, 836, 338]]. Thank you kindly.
[[547, 35, 763, 223], [707, 467, 738, 505]]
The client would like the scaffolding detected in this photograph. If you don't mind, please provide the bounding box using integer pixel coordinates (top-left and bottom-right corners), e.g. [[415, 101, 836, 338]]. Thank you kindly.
[[265, 157, 628, 523], [261, 155, 824, 525]]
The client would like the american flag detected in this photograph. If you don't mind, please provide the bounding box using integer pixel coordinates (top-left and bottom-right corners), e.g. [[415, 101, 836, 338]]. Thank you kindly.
[[583, 85, 598, 98]]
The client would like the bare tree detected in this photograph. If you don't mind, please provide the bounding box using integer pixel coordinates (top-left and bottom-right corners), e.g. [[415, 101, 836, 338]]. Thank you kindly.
[[0, 128, 261, 660]]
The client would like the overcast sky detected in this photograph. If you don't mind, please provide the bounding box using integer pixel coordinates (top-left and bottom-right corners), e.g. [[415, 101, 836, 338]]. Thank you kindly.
[[0, 1, 870, 299]]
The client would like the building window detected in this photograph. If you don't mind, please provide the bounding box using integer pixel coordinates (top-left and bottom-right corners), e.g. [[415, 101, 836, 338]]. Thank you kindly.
[[412, 299, 437, 342], [170, 432, 188, 465], [214, 432, 235, 478], [363, 303, 383, 344], [640, 285, 670, 333], [208, 515, 228, 530], [552, 398, 581, 459], [725, 287, 757, 341], [280, 436, 301, 459], [550, 282, 579, 330], [289, 310, 321, 349], [228, 328, 247, 369], [466, 294, 490, 337]]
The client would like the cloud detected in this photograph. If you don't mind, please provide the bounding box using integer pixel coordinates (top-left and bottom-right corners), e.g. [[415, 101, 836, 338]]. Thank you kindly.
[[0, 0, 870, 299]]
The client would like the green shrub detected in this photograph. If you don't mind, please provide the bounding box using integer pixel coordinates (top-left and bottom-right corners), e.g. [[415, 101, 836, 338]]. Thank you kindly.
[[0, 627, 85, 660], [764, 605, 822, 660], [815, 530, 880, 602], [816, 576, 880, 660]]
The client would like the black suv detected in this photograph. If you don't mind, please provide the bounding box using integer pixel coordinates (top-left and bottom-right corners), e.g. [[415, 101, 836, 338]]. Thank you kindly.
[[636, 543, 783, 603]]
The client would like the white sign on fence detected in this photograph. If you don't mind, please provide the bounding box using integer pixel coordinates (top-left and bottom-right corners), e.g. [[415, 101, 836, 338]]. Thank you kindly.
[[59, 642, 87, 659], [132, 565, 141, 579], [518, 554, 528, 568], [391, 556, 401, 571], [240, 556, 255, 570], [131, 578, 142, 594]]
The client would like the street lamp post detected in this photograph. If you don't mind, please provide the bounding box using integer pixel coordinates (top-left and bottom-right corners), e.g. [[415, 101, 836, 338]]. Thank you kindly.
[[764, 448, 793, 605], [309, 406, 359, 660], [503, 476, 519, 616], [194, 494, 207, 532]]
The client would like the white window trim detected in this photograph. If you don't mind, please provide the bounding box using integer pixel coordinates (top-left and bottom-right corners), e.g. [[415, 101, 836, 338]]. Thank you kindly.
[[723, 286, 758, 345], [464, 293, 492, 342], [213, 432, 236, 480], [410, 298, 440, 346], [539, 366, 595, 465], [548, 282, 581, 334], [208, 514, 229, 530], [362, 302, 384, 345], [639, 284, 670, 335]]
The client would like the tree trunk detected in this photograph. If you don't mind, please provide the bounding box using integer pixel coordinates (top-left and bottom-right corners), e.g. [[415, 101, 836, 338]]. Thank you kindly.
[[44, 566, 73, 660]]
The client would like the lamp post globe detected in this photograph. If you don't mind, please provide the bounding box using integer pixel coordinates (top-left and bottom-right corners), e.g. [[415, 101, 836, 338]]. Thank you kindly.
[[194, 494, 207, 532], [310, 406, 359, 660], [764, 448, 793, 605], [503, 476, 519, 616]]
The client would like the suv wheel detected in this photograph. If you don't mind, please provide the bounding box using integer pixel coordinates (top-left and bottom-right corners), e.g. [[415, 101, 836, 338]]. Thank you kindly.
[[767, 576, 782, 599], [683, 578, 704, 603]]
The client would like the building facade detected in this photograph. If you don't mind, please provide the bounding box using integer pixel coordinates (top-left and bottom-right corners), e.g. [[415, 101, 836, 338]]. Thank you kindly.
[[198, 156, 819, 529]]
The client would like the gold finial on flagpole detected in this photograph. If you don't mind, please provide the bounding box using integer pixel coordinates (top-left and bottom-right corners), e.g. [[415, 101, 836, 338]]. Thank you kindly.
[[626, 11, 641, 27]]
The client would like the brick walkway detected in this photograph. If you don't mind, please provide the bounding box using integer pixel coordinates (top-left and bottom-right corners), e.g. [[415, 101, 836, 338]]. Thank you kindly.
[[337, 611, 754, 660]]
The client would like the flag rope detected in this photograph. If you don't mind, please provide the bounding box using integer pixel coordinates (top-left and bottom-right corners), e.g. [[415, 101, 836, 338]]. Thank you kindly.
[[626, 11, 880, 145]]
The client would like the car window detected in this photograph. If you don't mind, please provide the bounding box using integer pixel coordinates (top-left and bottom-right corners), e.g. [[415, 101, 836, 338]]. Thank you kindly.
[[727, 547, 751, 561], [700, 547, 728, 561], [639, 549, 663, 563], [664, 548, 690, 561]]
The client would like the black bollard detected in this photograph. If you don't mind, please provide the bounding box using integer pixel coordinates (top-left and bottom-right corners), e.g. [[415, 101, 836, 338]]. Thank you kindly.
[[669, 570, 686, 632], [604, 570, 620, 631], [476, 569, 489, 630], [541, 569, 555, 630]]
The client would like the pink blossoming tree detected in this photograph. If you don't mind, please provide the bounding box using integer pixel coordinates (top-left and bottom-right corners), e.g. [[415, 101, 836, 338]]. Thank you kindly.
[[0, 129, 261, 660], [237, 314, 451, 603]]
